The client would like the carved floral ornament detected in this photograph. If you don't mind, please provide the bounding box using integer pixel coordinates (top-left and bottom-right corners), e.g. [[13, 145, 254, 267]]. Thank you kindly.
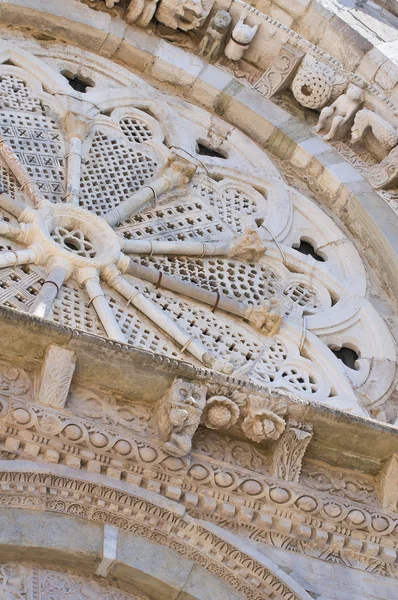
[[0, 39, 394, 422], [0, 359, 397, 581]]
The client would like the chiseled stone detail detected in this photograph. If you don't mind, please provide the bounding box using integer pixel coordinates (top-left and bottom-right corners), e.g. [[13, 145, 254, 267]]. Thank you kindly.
[[36, 345, 76, 409], [254, 44, 304, 99], [0, 10, 395, 599], [156, 378, 207, 457], [0, 563, 142, 600], [0, 469, 306, 600], [272, 420, 313, 483]]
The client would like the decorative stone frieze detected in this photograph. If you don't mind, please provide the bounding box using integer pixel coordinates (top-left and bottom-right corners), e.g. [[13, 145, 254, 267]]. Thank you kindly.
[[0, 8, 396, 599]]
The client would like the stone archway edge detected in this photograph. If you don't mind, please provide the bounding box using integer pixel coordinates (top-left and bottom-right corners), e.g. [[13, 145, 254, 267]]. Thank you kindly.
[[0, 460, 313, 600], [0, 0, 397, 308]]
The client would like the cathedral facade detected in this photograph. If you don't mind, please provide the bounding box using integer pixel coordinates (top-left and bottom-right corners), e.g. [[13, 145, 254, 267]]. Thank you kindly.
[[0, 0, 396, 598]]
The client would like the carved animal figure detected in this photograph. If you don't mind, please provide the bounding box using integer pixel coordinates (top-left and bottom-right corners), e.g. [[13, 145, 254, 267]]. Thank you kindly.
[[196, 10, 232, 62], [351, 108, 398, 151], [225, 18, 258, 61], [315, 84, 363, 141], [368, 145, 398, 189], [155, 0, 214, 31], [156, 378, 206, 457]]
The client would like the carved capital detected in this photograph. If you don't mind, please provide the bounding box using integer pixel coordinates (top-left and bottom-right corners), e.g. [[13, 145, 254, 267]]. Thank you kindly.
[[162, 152, 197, 190], [63, 113, 93, 141], [246, 298, 284, 336], [272, 420, 313, 483], [227, 227, 266, 262]]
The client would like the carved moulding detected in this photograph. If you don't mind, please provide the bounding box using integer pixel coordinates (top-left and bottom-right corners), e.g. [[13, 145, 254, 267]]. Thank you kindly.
[[0, 390, 397, 579], [0, 466, 310, 600], [0, 563, 142, 600]]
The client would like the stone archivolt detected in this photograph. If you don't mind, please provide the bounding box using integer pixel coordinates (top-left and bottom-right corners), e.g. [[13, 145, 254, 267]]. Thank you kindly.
[[0, 359, 396, 581], [0, 6, 396, 598]]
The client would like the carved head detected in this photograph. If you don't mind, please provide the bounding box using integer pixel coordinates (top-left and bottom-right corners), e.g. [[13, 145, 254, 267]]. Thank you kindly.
[[346, 83, 363, 102], [170, 378, 207, 410], [156, 0, 215, 31], [214, 10, 232, 29], [232, 19, 258, 43]]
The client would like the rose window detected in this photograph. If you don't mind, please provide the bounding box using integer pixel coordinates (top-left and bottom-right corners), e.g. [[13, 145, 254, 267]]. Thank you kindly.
[[0, 47, 394, 419], [51, 226, 96, 259]]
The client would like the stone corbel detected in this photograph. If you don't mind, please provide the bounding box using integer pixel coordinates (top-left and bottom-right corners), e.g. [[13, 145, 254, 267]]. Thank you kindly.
[[272, 420, 313, 483], [254, 44, 304, 99], [36, 344, 76, 409], [156, 378, 207, 457], [377, 454, 398, 512]]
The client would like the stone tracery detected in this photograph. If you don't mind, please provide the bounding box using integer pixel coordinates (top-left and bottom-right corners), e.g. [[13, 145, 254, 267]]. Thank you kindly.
[[0, 40, 393, 420]]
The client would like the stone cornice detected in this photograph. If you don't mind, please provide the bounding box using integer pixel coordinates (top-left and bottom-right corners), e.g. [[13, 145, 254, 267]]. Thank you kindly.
[[0, 306, 397, 472]]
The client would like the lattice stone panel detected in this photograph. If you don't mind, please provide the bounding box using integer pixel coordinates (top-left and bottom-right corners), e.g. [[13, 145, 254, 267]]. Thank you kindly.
[[52, 283, 105, 336], [119, 200, 227, 241], [0, 165, 18, 199], [106, 290, 179, 358], [0, 74, 43, 113], [0, 111, 65, 203], [193, 180, 261, 233], [80, 131, 157, 216], [120, 116, 154, 144], [0, 263, 45, 311], [148, 288, 265, 363], [136, 256, 282, 302], [147, 288, 323, 395], [283, 283, 321, 314]]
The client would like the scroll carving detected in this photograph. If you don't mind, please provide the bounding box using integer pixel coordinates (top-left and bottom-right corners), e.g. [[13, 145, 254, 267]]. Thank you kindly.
[[254, 44, 304, 99]]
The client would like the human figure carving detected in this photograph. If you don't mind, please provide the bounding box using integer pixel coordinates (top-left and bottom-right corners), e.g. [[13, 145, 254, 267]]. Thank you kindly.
[[314, 84, 363, 141], [196, 10, 232, 62], [156, 378, 206, 457], [225, 18, 258, 61]]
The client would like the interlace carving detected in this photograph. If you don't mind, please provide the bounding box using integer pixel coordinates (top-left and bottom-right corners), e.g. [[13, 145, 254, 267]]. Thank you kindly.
[[51, 226, 96, 258]]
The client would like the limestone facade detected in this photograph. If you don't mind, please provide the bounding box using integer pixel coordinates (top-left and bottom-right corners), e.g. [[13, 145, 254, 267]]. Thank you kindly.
[[0, 1, 396, 599]]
